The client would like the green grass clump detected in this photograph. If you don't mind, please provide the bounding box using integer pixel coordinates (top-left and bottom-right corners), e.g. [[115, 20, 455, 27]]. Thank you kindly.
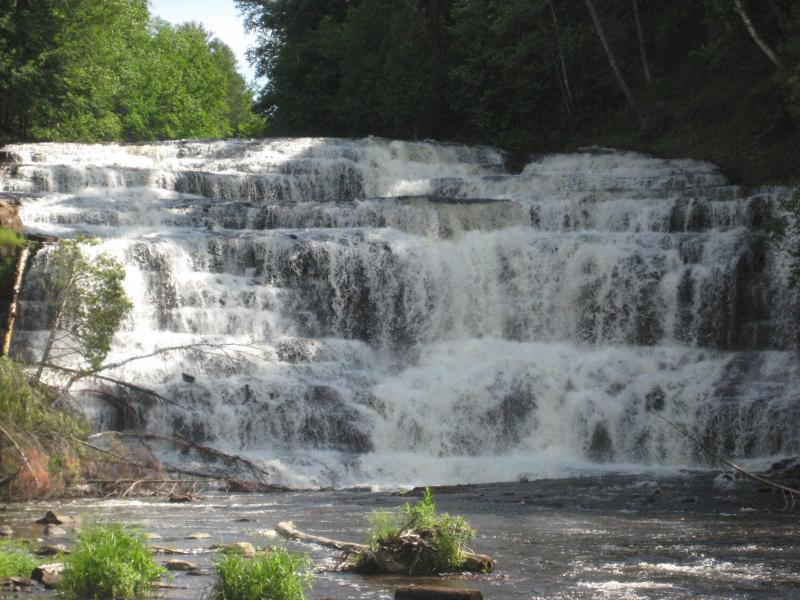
[[210, 548, 313, 600], [0, 227, 25, 249], [0, 544, 39, 579], [367, 487, 476, 572], [60, 524, 164, 600]]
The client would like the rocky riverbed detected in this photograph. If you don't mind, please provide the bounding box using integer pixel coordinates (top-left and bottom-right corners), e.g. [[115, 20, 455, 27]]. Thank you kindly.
[[2, 471, 799, 599]]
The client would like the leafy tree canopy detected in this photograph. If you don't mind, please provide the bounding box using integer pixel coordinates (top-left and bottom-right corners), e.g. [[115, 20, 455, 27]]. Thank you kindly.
[[237, 0, 799, 183], [0, 0, 264, 142]]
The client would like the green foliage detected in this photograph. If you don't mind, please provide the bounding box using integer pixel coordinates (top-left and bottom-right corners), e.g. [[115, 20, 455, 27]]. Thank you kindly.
[[60, 524, 164, 600], [0, 1, 262, 142], [0, 227, 25, 249], [0, 544, 39, 579], [239, 0, 800, 182], [0, 227, 26, 289], [367, 487, 476, 572], [0, 357, 88, 497], [210, 548, 313, 600], [36, 237, 133, 380]]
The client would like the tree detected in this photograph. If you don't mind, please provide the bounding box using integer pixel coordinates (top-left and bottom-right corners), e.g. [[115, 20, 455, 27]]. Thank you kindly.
[[732, 0, 780, 68], [33, 238, 132, 386], [0, 1, 261, 143], [584, 0, 644, 127]]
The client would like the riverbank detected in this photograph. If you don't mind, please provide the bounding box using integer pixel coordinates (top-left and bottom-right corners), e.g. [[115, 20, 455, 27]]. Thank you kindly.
[[2, 472, 799, 599]]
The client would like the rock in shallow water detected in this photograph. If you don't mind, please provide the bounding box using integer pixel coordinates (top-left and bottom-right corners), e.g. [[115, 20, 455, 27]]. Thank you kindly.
[[164, 559, 199, 571], [36, 544, 68, 556], [35, 511, 74, 525], [43, 525, 67, 537]]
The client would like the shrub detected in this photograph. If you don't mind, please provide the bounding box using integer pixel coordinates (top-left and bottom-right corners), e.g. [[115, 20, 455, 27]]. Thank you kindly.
[[0, 543, 39, 579], [366, 487, 476, 572], [0, 227, 24, 247], [60, 524, 164, 600], [210, 548, 313, 600], [0, 358, 88, 499]]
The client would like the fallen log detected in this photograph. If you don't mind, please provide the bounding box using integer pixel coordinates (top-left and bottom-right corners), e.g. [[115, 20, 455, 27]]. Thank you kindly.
[[275, 521, 495, 575], [276, 521, 367, 553], [396, 585, 483, 600]]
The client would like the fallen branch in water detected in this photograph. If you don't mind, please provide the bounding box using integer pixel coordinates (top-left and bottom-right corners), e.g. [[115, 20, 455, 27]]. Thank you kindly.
[[656, 414, 800, 498], [65, 432, 219, 481], [277, 521, 368, 553], [44, 365, 193, 412], [276, 519, 495, 575], [107, 431, 274, 482]]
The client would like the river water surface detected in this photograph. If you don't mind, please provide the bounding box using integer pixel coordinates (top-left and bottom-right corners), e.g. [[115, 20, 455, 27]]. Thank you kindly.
[[3, 472, 799, 599]]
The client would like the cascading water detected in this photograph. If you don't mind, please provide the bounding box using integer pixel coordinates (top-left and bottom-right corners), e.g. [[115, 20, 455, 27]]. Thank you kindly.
[[2, 137, 798, 487]]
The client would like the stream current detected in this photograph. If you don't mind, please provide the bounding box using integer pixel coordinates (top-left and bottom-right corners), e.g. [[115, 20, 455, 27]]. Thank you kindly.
[[3, 475, 799, 599]]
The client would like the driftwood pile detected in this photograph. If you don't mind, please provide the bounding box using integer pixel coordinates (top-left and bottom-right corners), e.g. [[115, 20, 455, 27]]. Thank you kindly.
[[276, 521, 494, 575]]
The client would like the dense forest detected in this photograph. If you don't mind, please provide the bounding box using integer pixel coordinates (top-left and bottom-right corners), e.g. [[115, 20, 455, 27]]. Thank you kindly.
[[1, 1, 798, 183], [237, 0, 800, 183], [0, 0, 263, 142]]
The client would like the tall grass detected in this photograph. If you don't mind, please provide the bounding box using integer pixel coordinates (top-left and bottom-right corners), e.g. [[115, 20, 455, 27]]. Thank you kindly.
[[0, 542, 39, 579], [60, 524, 164, 600], [210, 548, 313, 600]]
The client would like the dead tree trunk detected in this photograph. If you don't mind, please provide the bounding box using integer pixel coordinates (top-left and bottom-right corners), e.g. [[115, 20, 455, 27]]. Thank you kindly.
[[733, 0, 781, 67], [548, 0, 574, 116], [632, 0, 652, 84], [584, 0, 644, 127], [2, 246, 28, 356]]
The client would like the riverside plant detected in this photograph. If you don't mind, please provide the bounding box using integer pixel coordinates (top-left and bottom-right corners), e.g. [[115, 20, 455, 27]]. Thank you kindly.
[[0, 541, 39, 579], [362, 487, 477, 573], [60, 524, 164, 600], [209, 547, 314, 600]]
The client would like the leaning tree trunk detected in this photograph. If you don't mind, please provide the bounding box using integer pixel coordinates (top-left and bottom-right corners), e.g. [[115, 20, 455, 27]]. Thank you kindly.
[[584, 0, 644, 128], [732, 0, 781, 68], [549, 0, 574, 116], [632, 0, 652, 84], [1, 246, 29, 356]]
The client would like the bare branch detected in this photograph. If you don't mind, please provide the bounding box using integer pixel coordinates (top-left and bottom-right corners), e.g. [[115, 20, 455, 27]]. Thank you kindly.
[[0, 424, 36, 480], [657, 414, 800, 496]]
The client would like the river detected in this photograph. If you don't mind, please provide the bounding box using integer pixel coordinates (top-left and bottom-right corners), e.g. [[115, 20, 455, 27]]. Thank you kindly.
[[3, 473, 799, 599]]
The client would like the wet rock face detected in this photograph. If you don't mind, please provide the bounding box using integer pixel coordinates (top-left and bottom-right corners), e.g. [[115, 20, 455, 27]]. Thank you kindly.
[[645, 386, 666, 412], [5, 139, 800, 485], [298, 386, 372, 453], [586, 423, 615, 462]]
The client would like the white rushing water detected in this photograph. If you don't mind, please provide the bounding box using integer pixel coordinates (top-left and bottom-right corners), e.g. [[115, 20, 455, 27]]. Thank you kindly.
[[2, 137, 799, 487]]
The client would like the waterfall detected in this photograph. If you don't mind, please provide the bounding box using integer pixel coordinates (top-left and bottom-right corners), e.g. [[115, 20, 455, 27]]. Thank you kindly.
[[2, 137, 798, 487]]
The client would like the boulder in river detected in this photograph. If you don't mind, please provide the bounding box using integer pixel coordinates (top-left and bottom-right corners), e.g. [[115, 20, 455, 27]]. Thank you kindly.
[[164, 559, 199, 571], [35, 511, 74, 525], [43, 525, 67, 537], [31, 563, 63, 588], [210, 541, 256, 557], [36, 544, 68, 556]]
